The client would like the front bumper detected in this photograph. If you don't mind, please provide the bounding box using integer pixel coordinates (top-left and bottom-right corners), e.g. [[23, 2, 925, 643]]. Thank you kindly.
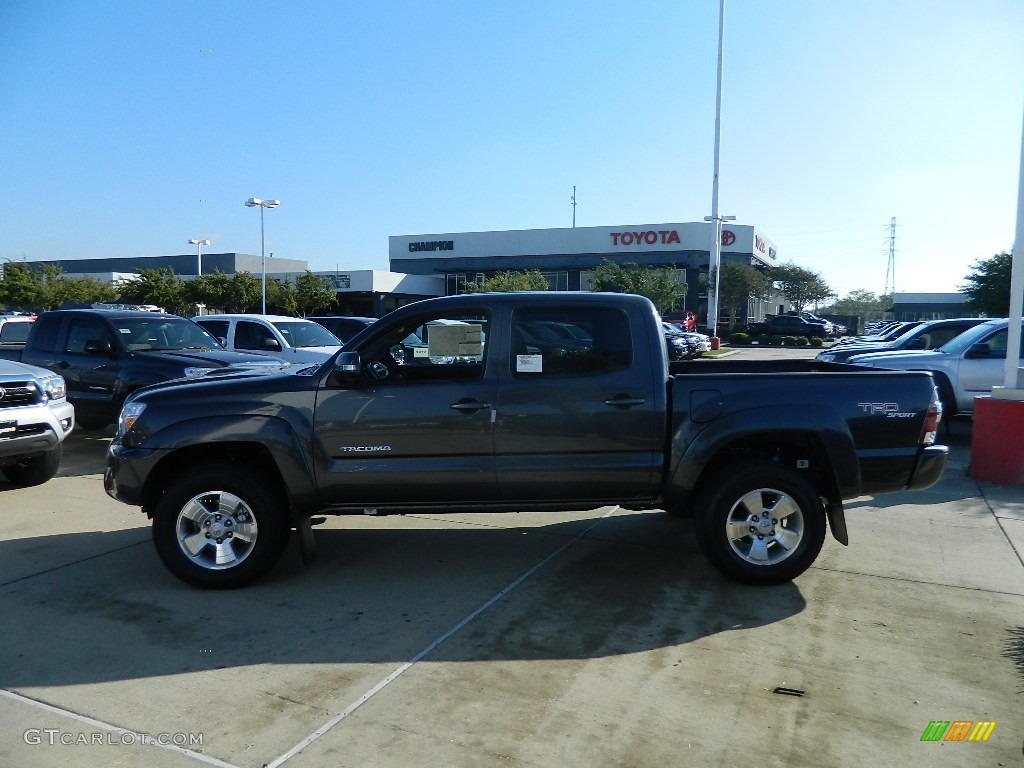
[[0, 401, 75, 462], [104, 439, 163, 509]]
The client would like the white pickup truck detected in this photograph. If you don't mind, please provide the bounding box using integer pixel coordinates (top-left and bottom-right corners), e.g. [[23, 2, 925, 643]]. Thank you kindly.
[[192, 314, 341, 365], [0, 358, 75, 485]]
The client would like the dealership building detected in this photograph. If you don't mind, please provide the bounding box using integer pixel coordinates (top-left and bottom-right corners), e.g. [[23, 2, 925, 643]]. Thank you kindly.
[[9, 221, 779, 320], [390, 221, 778, 319]]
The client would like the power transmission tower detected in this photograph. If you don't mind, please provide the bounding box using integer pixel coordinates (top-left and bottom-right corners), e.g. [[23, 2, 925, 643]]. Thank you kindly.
[[883, 217, 897, 296]]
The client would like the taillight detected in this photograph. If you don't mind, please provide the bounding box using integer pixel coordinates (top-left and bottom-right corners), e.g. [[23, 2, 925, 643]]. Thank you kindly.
[[919, 388, 942, 445]]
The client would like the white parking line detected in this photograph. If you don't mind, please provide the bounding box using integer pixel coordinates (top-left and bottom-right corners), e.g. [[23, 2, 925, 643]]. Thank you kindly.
[[264, 506, 619, 768], [0, 688, 242, 768]]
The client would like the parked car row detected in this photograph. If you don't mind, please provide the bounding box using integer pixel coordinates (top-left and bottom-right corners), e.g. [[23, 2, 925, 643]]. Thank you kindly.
[[816, 318, 986, 363], [823, 317, 1024, 418], [663, 322, 712, 360]]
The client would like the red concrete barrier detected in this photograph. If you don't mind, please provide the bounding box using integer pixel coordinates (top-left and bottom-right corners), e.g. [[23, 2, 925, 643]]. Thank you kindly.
[[971, 395, 1024, 486]]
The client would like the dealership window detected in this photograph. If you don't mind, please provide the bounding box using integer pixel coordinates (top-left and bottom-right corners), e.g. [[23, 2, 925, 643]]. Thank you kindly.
[[510, 307, 631, 377], [445, 273, 465, 295], [540, 271, 569, 291]]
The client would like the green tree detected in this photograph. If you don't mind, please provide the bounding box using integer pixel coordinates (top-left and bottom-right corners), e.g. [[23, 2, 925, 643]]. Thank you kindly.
[[961, 251, 1014, 316], [186, 270, 234, 313], [0, 261, 43, 310], [589, 260, 686, 313], [295, 271, 338, 315], [1, 261, 116, 311], [460, 270, 551, 293], [229, 272, 263, 312], [714, 263, 772, 330], [770, 262, 835, 312], [51, 275, 117, 307], [116, 268, 189, 314], [266, 278, 299, 316]]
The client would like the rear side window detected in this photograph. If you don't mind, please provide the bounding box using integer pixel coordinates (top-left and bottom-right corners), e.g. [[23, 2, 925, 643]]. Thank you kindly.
[[196, 320, 229, 342], [0, 321, 32, 343], [29, 316, 61, 353], [511, 308, 631, 377]]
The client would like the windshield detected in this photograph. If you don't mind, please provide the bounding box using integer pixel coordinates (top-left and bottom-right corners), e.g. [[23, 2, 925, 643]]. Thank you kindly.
[[271, 321, 341, 348], [115, 317, 224, 351]]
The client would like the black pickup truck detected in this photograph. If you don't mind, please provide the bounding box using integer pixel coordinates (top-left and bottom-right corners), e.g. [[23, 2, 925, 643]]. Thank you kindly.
[[8, 309, 285, 429], [105, 293, 947, 589]]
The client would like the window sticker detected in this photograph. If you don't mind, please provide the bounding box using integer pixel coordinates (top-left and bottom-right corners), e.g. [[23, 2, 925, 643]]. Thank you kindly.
[[516, 354, 543, 373]]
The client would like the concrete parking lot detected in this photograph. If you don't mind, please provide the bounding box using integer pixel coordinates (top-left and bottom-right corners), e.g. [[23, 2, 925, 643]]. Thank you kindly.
[[2, 352, 1023, 768]]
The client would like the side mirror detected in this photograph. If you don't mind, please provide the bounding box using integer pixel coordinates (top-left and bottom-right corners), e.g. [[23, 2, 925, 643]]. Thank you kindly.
[[335, 351, 361, 373], [84, 339, 114, 355], [261, 338, 282, 351], [905, 338, 926, 350], [965, 343, 991, 359]]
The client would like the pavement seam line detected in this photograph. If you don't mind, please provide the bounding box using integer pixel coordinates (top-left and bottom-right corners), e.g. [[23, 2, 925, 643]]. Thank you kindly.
[[972, 475, 1024, 571], [811, 564, 1024, 597], [0, 688, 242, 768], [264, 506, 620, 768], [0, 538, 151, 588]]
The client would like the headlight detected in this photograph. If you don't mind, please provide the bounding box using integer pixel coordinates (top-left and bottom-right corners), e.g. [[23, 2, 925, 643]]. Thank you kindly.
[[40, 374, 67, 401], [817, 353, 834, 362], [118, 402, 146, 436], [184, 367, 217, 378]]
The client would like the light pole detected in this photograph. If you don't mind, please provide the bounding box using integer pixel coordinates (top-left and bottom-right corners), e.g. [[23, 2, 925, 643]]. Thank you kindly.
[[188, 238, 210, 276], [704, 213, 735, 339], [244, 198, 280, 314], [705, 0, 730, 341]]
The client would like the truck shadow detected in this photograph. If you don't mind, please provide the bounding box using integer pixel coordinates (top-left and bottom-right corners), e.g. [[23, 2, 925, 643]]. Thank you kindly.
[[0, 511, 806, 688]]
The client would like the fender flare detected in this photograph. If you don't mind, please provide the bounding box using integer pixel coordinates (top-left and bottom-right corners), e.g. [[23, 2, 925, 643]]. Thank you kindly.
[[665, 404, 861, 511], [140, 414, 318, 515]]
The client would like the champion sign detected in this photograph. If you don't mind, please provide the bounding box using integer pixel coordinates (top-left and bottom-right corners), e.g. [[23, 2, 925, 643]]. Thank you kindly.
[[408, 240, 454, 253], [610, 230, 681, 247]]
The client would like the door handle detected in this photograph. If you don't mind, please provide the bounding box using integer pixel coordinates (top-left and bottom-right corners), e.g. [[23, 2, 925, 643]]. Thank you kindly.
[[604, 395, 645, 409], [450, 400, 492, 413]]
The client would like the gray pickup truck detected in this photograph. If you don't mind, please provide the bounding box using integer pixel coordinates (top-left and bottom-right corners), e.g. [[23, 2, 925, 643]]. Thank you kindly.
[[105, 292, 947, 589], [0, 358, 75, 485]]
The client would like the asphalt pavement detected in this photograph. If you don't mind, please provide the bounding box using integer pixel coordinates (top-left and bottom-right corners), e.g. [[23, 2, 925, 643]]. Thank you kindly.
[[1, 350, 1022, 768]]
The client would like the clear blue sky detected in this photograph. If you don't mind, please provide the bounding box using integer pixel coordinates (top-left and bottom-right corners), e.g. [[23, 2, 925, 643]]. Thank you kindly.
[[2, 0, 1022, 299]]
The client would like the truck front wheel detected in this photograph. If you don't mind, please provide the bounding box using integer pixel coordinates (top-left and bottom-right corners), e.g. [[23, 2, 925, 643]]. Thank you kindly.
[[2, 446, 61, 486], [694, 463, 826, 585], [152, 466, 289, 589]]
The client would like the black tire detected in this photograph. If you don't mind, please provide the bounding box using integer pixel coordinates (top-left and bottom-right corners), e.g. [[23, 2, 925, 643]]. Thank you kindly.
[[151, 465, 289, 589], [3, 446, 61, 486], [693, 462, 826, 586]]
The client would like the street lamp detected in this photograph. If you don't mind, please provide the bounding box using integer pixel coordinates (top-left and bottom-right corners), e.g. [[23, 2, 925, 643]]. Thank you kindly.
[[704, 0, 731, 341], [244, 198, 280, 314], [188, 238, 210, 276]]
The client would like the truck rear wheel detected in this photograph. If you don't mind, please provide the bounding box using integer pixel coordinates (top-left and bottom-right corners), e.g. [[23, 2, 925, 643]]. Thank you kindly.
[[2, 446, 61, 486], [694, 463, 826, 585], [152, 466, 289, 589]]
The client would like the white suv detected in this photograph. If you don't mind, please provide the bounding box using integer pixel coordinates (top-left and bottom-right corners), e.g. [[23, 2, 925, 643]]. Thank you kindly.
[[193, 314, 341, 364]]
